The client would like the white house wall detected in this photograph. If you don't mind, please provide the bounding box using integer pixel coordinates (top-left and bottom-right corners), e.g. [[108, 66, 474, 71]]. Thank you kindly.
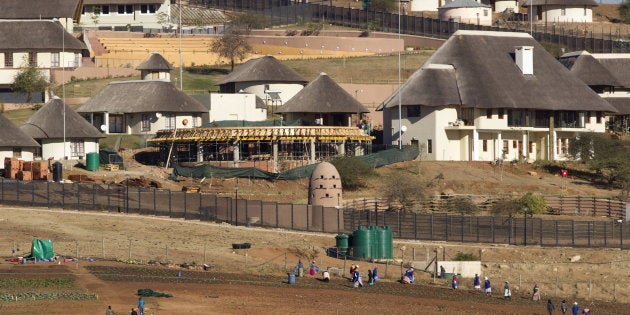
[[0, 149, 35, 169], [494, 0, 519, 13], [234, 82, 304, 106], [0, 52, 78, 85], [81, 0, 171, 29], [530, 5, 593, 23], [410, 0, 443, 11], [40, 139, 99, 160], [208, 93, 267, 122], [438, 7, 493, 26]]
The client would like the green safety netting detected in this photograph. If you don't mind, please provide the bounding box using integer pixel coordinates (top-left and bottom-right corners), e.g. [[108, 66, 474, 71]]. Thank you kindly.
[[31, 239, 54, 260], [99, 149, 124, 165], [169, 146, 419, 180]]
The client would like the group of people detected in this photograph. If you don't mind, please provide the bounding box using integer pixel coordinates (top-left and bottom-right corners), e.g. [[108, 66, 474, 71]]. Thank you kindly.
[[547, 300, 591, 315], [348, 265, 379, 287], [105, 297, 145, 315]]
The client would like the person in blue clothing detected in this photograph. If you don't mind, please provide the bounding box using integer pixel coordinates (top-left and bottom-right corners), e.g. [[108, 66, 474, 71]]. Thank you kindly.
[[572, 302, 579, 315], [473, 274, 481, 290], [484, 277, 492, 296], [402, 267, 415, 284], [137, 297, 145, 315], [371, 266, 378, 285]]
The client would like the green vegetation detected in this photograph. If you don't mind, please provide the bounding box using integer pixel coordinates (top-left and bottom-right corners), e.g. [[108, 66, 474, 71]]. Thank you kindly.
[[0, 278, 74, 288], [330, 156, 376, 190], [367, 0, 397, 13], [100, 135, 146, 151], [381, 170, 425, 211], [453, 252, 478, 261], [210, 28, 254, 71], [0, 292, 96, 301], [518, 192, 547, 215], [445, 196, 480, 215], [231, 12, 272, 30], [620, 1, 630, 23], [12, 65, 49, 102], [490, 198, 522, 217]]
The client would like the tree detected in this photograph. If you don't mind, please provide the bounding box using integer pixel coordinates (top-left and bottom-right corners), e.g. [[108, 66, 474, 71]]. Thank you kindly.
[[569, 133, 630, 189], [518, 192, 547, 215], [210, 28, 253, 71], [381, 171, 425, 211], [12, 64, 49, 103], [329, 156, 375, 190], [231, 12, 270, 31], [90, 6, 101, 27], [445, 196, 479, 215]]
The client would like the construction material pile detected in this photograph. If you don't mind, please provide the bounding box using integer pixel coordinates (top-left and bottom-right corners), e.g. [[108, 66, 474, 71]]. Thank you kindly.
[[4, 158, 49, 180]]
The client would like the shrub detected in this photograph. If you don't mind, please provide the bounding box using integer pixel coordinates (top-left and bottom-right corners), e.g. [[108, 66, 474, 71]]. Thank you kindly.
[[518, 192, 547, 215], [445, 196, 479, 215], [491, 198, 521, 217], [329, 156, 375, 190], [453, 252, 478, 261]]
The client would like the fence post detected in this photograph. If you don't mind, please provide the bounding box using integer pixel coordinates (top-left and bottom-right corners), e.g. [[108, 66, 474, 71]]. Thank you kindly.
[[31, 182, 34, 206], [620, 222, 623, 249], [306, 205, 310, 232], [138, 187, 141, 213], [445, 215, 449, 241], [430, 213, 434, 241], [460, 215, 464, 243], [168, 190, 172, 217], [414, 212, 418, 240], [572, 220, 575, 247], [291, 204, 294, 230], [539, 219, 543, 246], [47, 180, 50, 208], [491, 216, 495, 243], [555, 220, 559, 246], [0, 178, 3, 203], [375, 198, 378, 226], [604, 222, 607, 247], [476, 217, 480, 242], [588, 222, 591, 248], [508, 217, 512, 245]]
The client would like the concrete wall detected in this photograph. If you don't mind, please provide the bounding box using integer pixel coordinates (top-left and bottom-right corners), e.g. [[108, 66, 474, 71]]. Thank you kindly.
[[209, 93, 267, 122], [530, 5, 593, 23], [437, 261, 482, 278], [495, 0, 519, 13]]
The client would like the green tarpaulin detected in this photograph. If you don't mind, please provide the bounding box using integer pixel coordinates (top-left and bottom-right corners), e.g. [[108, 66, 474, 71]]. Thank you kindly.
[[169, 146, 419, 180], [31, 239, 54, 260]]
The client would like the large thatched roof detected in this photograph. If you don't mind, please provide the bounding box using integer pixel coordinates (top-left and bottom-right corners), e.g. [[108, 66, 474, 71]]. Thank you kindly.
[[77, 80, 208, 114], [0, 20, 85, 51], [216, 55, 307, 86], [381, 30, 616, 112], [20, 97, 105, 140], [0, 114, 39, 148], [277, 73, 369, 114], [591, 54, 630, 88], [559, 51, 620, 87], [440, 0, 490, 9], [136, 52, 173, 71], [604, 97, 630, 116], [84, 0, 163, 4], [0, 0, 82, 20]]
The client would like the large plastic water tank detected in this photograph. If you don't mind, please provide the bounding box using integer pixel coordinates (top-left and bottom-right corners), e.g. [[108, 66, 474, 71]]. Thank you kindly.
[[85, 152, 100, 171], [335, 234, 349, 254], [352, 226, 372, 259]]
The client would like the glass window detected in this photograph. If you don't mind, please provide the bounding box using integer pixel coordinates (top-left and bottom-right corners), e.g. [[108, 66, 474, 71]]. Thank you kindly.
[[100, 5, 110, 15], [28, 52, 37, 66], [118, 5, 133, 14], [51, 52, 60, 67], [70, 140, 85, 157], [406, 105, 421, 117], [503, 140, 509, 155], [596, 111, 602, 124], [192, 114, 201, 127], [512, 140, 517, 149], [482, 139, 488, 152], [149, 4, 157, 13], [12, 148, 21, 158], [5, 53, 15, 67], [561, 5, 566, 16], [529, 141, 533, 154], [498, 108, 504, 119], [165, 113, 176, 130], [141, 114, 151, 131], [486, 109, 492, 119], [427, 139, 432, 154]]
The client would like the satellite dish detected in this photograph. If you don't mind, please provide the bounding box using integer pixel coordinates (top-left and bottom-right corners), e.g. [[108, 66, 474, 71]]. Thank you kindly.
[[401, 125, 407, 133], [155, 112, 162, 118], [100, 125, 107, 132]]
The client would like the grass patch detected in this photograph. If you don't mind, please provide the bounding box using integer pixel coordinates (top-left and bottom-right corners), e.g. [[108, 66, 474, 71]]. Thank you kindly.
[[100, 135, 146, 151], [0, 278, 74, 289]]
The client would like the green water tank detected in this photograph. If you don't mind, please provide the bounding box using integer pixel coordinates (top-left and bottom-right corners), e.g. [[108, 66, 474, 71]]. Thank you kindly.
[[379, 226, 393, 259], [85, 152, 100, 171], [369, 226, 380, 259], [335, 234, 349, 254], [352, 226, 372, 259]]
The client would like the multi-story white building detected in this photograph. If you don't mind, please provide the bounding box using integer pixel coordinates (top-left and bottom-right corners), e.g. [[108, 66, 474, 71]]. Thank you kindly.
[[0, 20, 85, 103], [81, 0, 172, 30], [0, 0, 82, 32], [380, 30, 618, 162]]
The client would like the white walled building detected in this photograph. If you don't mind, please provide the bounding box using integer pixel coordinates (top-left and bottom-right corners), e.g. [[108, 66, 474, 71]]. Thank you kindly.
[[522, 0, 597, 23], [438, 0, 492, 26], [0, 114, 40, 169], [81, 0, 171, 30], [0, 20, 85, 103], [0, 0, 82, 32], [20, 97, 104, 161], [193, 93, 268, 123], [379, 31, 617, 162]]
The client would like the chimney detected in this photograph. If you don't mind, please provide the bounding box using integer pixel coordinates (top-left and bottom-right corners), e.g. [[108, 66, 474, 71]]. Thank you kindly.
[[515, 46, 534, 75]]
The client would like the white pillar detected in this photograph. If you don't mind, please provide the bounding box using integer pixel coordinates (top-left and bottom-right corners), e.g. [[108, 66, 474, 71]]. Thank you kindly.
[[272, 141, 278, 173], [496, 131, 502, 161], [472, 129, 479, 161], [338, 140, 346, 156], [310, 139, 316, 164], [522, 132, 528, 161], [233, 143, 240, 167], [197, 142, 203, 162], [104, 112, 110, 134], [552, 130, 558, 161]]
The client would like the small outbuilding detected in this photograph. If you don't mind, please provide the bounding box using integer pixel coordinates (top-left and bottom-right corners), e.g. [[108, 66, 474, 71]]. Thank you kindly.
[[0, 113, 40, 168], [522, 0, 598, 23], [438, 0, 493, 26], [308, 161, 342, 208]]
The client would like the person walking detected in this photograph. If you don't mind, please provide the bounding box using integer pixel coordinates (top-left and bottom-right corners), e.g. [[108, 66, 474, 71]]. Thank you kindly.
[[484, 277, 492, 296], [451, 274, 458, 289], [297, 260, 304, 277], [137, 297, 145, 315], [353, 267, 363, 288], [503, 281, 512, 300], [106, 305, 114, 315], [533, 283, 541, 301], [372, 266, 378, 285], [572, 302, 579, 315], [367, 268, 374, 285], [560, 300, 568, 314], [309, 261, 318, 276], [130, 308, 138, 315], [547, 299, 555, 315], [473, 274, 481, 290]]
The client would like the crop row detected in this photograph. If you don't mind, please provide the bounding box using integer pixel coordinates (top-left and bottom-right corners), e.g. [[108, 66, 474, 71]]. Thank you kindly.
[[0, 291, 96, 301], [0, 278, 74, 289]]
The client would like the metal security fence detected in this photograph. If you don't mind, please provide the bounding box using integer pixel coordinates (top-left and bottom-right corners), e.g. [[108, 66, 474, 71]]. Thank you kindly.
[[192, 0, 630, 53], [0, 178, 628, 249]]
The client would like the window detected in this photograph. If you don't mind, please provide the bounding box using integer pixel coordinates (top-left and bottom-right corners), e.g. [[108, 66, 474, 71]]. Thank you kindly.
[[427, 139, 432, 154], [74, 53, 81, 67], [486, 109, 492, 119], [561, 5, 566, 16], [101, 5, 110, 15], [192, 114, 201, 127], [118, 5, 133, 14], [28, 52, 37, 67], [51, 52, 60, 67], [406, 105, 421, 117], [165, 113, 176, 129], [596, 111, 602, 124], [529, 141, 533, 154], [5, 53, 13, 67], [141, 4, 157, 13], [141, 114, 151, 131], [70, 140, 85, 157], [484, 9, 488, 17], [503, 140, 509, 155], [498, 108, 504, 119], [512, 140, 517, 149], [482, 139, 488, 152], [12, 148, 21, 158]]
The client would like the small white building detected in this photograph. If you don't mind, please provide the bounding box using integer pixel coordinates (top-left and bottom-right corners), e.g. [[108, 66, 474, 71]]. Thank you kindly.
[[522, 0, 598, 23], [192, 93, 268, 123], [20, 97, 104, 161], [0, 0, 82, 32], [215, 55, 307, 108], [0, 114, 40, 169], [438, 0, 493, 26], [80, 0, 172, 30]]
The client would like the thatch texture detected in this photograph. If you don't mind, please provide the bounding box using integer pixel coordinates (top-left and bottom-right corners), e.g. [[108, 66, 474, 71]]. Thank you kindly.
[[0, 0, 82, 20], [216, 55, 307, 86], [136, 52, 173, 71], [20, 97, 105, 139], [0, 20, 85, 51], [0, 114, 39, 147]]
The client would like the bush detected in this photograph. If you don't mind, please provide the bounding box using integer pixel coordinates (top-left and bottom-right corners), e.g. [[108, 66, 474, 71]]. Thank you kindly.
[[453, 252, 478, 261], [491, 198, 521, 217], [518, 192, 547, 215], [329, 156, 375, 190], [445, 196, 479, 215]]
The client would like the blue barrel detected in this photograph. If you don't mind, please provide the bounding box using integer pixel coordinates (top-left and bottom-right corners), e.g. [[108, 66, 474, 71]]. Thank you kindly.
[[288, 273, 296, 284]]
